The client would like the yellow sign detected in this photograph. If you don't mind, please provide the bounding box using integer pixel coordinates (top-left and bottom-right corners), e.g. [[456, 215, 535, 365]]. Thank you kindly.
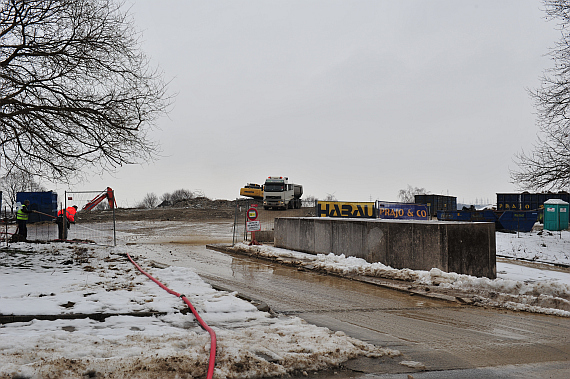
[[247, 208, 258, 221], [317, 201, 375, 218]]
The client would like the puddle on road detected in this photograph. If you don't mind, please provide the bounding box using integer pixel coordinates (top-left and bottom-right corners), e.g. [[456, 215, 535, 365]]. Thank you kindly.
[[118, 220, 235, 247], [167, 238, 233, 246], [123, 220, 458, 311], [224, 252, 457, 310]]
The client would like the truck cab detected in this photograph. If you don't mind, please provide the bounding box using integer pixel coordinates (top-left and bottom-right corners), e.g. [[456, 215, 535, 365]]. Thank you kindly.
[[263, 177, 303, 210]]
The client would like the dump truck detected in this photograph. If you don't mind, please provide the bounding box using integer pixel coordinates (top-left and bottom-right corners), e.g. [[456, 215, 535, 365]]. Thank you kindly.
[[263, 177, 303, 210], [239, 183, 264, 200]]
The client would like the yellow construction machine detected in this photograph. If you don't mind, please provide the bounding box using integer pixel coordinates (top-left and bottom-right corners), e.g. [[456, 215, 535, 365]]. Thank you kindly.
[[239, 183, 264, 200]]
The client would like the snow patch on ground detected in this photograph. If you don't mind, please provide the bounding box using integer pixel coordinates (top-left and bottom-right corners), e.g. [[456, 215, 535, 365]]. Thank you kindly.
[[231, 230, 570, 317], [1, 223, 569, 377], [496, 229, 570, 266], [0, 243, 398, 379]]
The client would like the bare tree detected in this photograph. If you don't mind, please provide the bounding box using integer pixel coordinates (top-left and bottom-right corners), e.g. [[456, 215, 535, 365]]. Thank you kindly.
[[159, 192, 172, 205], [170, 189, 193, 202], [0, 0, 172, 182], [398, 185, 427, 203], [137, 192, 158, 209], [512, 0, 570, 191], [94, 201, 109, 211], [324, 193, 337, 202], [303, 195, 318, 207], [1, 171, 46, 211]]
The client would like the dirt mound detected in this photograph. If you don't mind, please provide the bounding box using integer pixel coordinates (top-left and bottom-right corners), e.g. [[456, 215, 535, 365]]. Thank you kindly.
[[77, 207, 233, 223], [76, 197, 315, 223], [165, 196, 237, 209]]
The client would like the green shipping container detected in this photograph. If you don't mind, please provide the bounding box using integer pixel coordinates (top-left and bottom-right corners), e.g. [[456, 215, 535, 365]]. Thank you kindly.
[[543, 199, 569, 231]]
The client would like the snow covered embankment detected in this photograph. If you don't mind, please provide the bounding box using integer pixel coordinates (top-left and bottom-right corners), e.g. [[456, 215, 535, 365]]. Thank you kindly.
[[231, 230, 570, 317], [0, 244, 399, 379]]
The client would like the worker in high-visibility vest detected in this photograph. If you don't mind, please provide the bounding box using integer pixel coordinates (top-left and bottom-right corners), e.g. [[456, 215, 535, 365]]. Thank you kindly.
[[16, 200, 32, 240], [57, 205, 78, 240]]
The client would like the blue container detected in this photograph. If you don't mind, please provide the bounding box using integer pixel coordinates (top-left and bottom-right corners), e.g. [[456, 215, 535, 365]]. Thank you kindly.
[[437, 210, 497, 223], [415, 195, 457, 217], [437, 210, 472, 221], [16, 191, 58, 223], [497, 211, 538, 233], [498, 192, 570, 212], [496, 193, 520, 210], [438, 210, 536, 232], [521, 193, 539, 211], [470, 210, 497, 222]]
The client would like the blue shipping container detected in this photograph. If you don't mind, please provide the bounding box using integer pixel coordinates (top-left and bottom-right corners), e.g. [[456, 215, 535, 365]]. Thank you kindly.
[[437, 210, 537, 232], [437, 210, 473, 221], [496, 193, 521, 210], [414, 194, 457, 217], [497, 211, 538, 233], [497, 192, 570, 211], [437, 210, 497, 223], [16, 191, 58, 223]]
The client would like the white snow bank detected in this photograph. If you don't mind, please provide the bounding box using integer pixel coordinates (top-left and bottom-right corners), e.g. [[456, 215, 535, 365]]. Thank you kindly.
[[0, 243, 399, 379], [496, 229, 570, 266], [230, 229, 570, 317]]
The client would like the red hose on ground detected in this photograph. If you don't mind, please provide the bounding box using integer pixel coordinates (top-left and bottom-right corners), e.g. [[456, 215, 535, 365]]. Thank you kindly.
[[125, 252, 217, 379]]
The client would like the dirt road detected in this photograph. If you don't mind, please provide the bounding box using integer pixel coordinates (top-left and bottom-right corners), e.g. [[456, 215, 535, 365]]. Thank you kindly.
[[119, 218, 570, 378]]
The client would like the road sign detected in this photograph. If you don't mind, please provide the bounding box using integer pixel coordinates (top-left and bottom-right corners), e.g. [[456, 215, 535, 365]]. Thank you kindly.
[[247, 220, 261, 232], [247, 207, 258, 221]]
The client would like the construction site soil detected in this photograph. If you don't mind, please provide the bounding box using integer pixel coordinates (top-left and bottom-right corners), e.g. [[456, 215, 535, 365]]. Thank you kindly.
[[77, 197, 315, 223]]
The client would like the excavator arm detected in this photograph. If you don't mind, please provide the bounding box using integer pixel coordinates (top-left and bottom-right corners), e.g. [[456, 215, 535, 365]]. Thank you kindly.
[[82, 187, 116, 211]]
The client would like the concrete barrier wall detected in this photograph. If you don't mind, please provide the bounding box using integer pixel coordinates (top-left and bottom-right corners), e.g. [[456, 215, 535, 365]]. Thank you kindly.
[[274, 217, 496, 279], [254, 230, 274, 243]]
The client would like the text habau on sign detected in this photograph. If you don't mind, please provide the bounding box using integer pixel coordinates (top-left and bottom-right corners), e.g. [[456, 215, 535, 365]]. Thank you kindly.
[[317, 201, 429, 220], [317, 202, 375, 218]]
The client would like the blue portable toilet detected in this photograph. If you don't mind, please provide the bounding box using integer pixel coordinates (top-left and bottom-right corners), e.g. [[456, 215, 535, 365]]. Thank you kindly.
[[543, 199, 569, 231]]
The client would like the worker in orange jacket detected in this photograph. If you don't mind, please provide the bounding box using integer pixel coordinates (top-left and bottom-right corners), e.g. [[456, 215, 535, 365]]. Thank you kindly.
[[57, 205, 78, 240]]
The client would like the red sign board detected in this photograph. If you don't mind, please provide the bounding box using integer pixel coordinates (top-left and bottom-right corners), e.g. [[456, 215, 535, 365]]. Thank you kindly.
[[247, 207, 258, 221]]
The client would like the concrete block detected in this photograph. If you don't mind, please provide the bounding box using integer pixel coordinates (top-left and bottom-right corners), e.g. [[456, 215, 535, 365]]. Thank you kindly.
[[274, 217, 496, 279], [254, 231, 274, 243], [314, 218, 332, 254]]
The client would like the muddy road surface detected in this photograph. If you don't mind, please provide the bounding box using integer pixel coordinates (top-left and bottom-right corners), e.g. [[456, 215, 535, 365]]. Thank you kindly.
[[119, 218, 570, 378]]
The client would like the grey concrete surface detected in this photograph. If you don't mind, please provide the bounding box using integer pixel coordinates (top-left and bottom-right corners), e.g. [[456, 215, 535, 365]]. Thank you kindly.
[[365, 361, 570, 379], [118, 220, 569, 378], [274, 217, 496, 278]]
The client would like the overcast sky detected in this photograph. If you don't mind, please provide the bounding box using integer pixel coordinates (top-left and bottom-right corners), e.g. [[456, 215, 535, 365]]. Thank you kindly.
[[50, 0, 561, 207]]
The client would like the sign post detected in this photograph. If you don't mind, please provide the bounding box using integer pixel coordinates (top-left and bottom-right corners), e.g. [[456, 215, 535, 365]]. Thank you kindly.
[[246, 205, 261, 245]]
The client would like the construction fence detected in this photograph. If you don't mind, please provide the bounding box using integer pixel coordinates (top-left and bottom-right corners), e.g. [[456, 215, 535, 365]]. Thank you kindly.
[[232, 199, 436, 245], [1, 189, 116, 247], [233, 199, 317, 244]]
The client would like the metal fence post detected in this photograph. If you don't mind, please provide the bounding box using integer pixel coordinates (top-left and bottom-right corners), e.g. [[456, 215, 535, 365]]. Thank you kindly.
[[112, 189, 116, 246], [232, 199, 238, 246], [63, 192, 67, 240], [4, 206, 8, 247]]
